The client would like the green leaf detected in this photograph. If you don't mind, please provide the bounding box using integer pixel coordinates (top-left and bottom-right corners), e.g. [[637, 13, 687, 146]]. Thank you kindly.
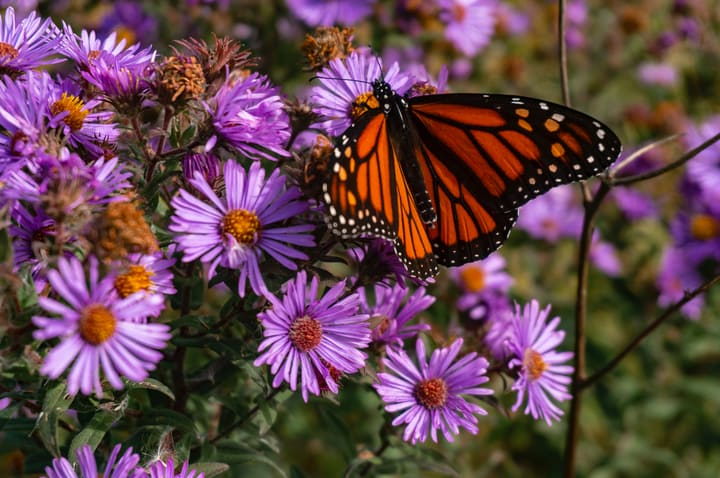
[[124, 378, 175, 400], [35, 382, 73, 457], [188, 462, 230, 478], [143, 408, 198, 434], [68, 409, 117, 464]]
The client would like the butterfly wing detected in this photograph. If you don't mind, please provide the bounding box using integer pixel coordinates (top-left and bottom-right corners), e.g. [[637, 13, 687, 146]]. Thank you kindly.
[[322, 111, 439, 278], [408, 93, 621, 267]]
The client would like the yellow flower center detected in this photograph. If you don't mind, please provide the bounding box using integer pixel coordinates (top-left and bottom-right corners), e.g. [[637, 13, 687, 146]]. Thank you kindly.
[[414, 377, 448, 409], [79, 304, 117, 345], [50, 93, 89, 132], [523, 349, 548, 381], [114, 265, 154, 298], [459, 265, 485, 292], [221, 209, 260, 245], [350, 91, 380, 120], [0, 42, 19, 59], [690, 213, 720, 241], [289, 315, 323, 352]]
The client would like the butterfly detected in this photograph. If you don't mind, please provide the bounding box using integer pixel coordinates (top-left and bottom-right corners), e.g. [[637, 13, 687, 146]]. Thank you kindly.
[[321, 78, 622, 280]]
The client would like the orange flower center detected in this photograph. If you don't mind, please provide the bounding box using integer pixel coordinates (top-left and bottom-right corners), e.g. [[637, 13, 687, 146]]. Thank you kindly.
[[523, 349, 548, 381], [350, 91, 380, 120], [690, 213, 720, 241], [414, 377, 448, 409], [114, 265, 154, 298], [289, 315, 323, 352], [79, 304, 117, 345], [50, 93, 89, 132], [221, 209, 260, 245], [0, 42, 19, 59], [460, 265, 485, 292]]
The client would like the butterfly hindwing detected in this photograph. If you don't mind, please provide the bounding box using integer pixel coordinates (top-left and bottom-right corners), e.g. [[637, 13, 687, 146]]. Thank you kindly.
[[322, 111, 439, 278]]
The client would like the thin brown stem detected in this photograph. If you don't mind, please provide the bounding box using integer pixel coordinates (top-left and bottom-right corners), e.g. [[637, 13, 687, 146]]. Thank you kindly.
[[582, 273, 720, 390], [610, 131, 720, 186], [558, 0, 571, 106], [562, 182, 610, 478]]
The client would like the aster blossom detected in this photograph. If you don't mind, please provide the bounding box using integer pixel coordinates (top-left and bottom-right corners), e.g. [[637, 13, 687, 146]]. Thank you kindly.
[[0, 7, 63, 78], [208, 72, 291, 161], [309, 51, 414, 135], [61, 23, 156, 71], [32, 256, 171, 396], [42, 444, 145, 478], [450, 253, 513, 322], [506, 300, 574, 425], [357, 283, 433, 346], [285, 0, 376, 27], [148, 457, 205, 478], [169, 160, 315, 297], [111, 248, 177, 318], [8, 202, 57, 292], [254, 270, 371, 402], [438, 0, 498, 57], [374, 338, 492, 444]]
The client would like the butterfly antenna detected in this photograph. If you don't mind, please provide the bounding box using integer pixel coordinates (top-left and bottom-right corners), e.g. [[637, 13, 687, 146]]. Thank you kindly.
[[311, 75, 373, 87]]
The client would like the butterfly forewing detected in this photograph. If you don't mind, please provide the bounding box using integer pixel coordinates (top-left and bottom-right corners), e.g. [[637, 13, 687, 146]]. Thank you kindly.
[[322, 111, 439, 278], [409, 93, 622, 209]]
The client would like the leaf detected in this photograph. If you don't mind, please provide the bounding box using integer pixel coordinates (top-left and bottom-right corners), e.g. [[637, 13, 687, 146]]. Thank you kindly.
[[35, 383, 73, 457], [68, 409, 117, 464], [188, 462, 230, 478], [124, 378, 175, 400], [143, 408, 198, 434]]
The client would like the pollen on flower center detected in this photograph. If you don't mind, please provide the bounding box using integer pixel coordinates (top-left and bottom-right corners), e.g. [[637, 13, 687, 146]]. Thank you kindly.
[[289, 315, 323, 352], [80, 303, 117, 345], [460, 266, 485, 292], [221, 209, 260, 245], [0, 42, 19, 59], [50, 93, 89, 132], [690, 213, 720, 241], [452, 3, 467, 22], [350, 91, 380, 120], [114, 265, 154, 298], [524, 349, 548, 381], [414, 377, 448, 409]]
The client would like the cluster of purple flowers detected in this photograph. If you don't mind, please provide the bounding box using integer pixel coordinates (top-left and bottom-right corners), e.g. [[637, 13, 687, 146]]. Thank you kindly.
[[1, 4, 583, 461], [43, 444, 203, 478]]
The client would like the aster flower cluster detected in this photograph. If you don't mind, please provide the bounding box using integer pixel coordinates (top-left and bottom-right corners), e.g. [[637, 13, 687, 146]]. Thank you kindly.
[[2, 3, 715, 477]]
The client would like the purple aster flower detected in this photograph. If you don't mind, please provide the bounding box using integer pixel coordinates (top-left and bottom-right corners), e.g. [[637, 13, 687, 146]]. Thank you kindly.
[[438, 0, 497, 56], [450, 253, 514, 321], [657, 247, 705, 320], [506, 300, 574, 425], [310, 51, 414, 135], [637, 62, 678, 87], [0, 7, 63, 78], [496, 3, 530, 36], [207, 73, 291, 161], [3, 150, 131, 214], [347, 239, 425, 286], [61, 23, 156, 72], [8, 202, 56, 292], [358, 283, 433, 346], [42, 443, 145, 478], [517, 186, 583, 242], [610, 187, 659, 220], [148, 457, 204, 478], [590, 237, 622, 277], [254, 270, 371, 402], [286, 0, 376, 27], [182, 151, 221, 187], [111, 248, 177, 318], [684, 115, 720, 208], [81, 58, 154, 112], [169, 160, 315, 297], [566, 0, 588, 49], [484, 306, 514, 361], [32, 255, 171, 396], [97, 0, 158, 46], [374, 338, 493, 444], [670, 203, 720, 265]]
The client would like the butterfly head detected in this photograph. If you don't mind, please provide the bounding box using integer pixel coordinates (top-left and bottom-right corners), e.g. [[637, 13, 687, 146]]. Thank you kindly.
[[372, 79, 396, 112]]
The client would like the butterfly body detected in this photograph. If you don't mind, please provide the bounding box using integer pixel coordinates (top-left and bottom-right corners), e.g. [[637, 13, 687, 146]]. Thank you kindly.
[[322, 79, 622, 280]]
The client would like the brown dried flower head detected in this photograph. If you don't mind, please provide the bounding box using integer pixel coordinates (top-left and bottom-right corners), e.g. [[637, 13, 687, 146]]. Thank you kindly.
[[155, 55, 206, 104], [172, 34, 258, 86], [87, 200, 158, 262], [301, 27, 355, 71]]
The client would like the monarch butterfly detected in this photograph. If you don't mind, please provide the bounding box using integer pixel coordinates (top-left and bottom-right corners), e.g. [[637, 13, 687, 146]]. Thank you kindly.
[[321, 77, 622, 280]]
